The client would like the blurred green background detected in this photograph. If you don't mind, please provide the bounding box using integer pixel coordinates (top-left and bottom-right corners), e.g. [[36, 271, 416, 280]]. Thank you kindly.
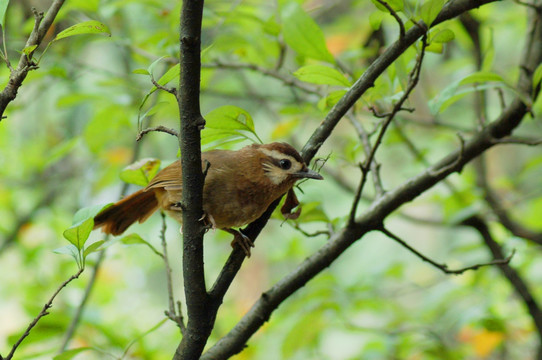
[[1, 0, 541, 359]]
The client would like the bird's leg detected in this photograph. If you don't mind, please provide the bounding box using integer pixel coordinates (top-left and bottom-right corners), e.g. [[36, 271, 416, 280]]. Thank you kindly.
[[224, 228, 254, 257], [199, 212, 216, 233]]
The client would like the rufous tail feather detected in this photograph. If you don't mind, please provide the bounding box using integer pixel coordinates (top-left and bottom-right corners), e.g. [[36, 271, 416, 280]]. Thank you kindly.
[[93, 189, 159, 235]]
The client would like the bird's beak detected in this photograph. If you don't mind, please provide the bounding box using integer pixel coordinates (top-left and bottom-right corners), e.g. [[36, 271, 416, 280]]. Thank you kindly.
[[294, 167, 324, 180]]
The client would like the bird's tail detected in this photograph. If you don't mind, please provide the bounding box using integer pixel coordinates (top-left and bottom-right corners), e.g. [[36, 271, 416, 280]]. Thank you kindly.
[[93, 189, 159, 235]]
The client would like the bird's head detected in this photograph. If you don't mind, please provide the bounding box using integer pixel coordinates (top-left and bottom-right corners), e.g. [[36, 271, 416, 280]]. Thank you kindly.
[[255, 142, 323, 188]]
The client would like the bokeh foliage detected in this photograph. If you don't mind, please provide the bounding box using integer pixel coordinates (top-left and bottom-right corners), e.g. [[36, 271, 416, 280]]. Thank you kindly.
[[1, 0, 541, 359]]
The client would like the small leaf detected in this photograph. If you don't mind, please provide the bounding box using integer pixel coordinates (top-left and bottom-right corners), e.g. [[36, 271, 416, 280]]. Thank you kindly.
[[0, 0, 9, 28], [53, 20, 111, 41], [83, 240, 105, 259], [532, 63, 542, 90], [119, 158, 161, 187], [317, 90, 347, 110], [133, 68, 150, 75], [281, 2, 334, 63], [459, 71, 504, 86], [53, 347, 93, 360], [120, 233, 163, 258], [420, 0, 446, 26], [425, 42, 443, 54], [293, 65, 351, 87], [22, 44, 38, 56], [147, 55, 167, 75], [53, 244, 81, 263], [63, 217, 94, 250], [431, 29, 455, 43], [369, 11, 385, 30], [204, 105, 262, 143], [73, 204, 111, 224]]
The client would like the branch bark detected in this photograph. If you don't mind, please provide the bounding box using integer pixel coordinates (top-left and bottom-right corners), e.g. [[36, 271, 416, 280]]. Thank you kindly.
[[173, 0, 211, 358]]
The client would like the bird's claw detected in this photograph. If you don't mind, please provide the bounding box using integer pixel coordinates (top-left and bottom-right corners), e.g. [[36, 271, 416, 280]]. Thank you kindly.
[[226, 229, 254, 257]]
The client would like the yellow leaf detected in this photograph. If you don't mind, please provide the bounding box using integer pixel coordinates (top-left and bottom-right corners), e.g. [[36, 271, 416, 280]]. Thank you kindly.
[[472, 329, 504, 357]]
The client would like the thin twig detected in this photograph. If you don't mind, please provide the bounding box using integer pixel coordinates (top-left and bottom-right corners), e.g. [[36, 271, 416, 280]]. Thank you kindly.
[[347, 113, 385, 197], [380, 227, 514, 275], [4, 268, 84, 360], [150, 75, 177, 95], [369, 105, 415, 118], [160, 212, 186, 333], [428, 133, 466, 177], [349, 33, 428, 223], [492, 136, 542, 146], [136, 126, 179, 141], [204, 60, 320, 95], [375, 0, 405, 38]]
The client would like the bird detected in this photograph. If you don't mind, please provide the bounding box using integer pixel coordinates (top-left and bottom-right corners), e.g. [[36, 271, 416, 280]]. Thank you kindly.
[[93, 142, 323, 256]]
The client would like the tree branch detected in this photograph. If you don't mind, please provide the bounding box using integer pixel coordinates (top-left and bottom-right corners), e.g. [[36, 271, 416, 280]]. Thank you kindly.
[[0, 0, 67, 119], [173, 0, 210, 358], [460, 215, 542, 358], [380, 226, 514, 275], [202, 2, 542, 357], [301, 0, 500, 164]]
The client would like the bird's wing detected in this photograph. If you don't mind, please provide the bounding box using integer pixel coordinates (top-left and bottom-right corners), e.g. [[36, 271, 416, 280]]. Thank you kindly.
[[145, 160, 183, 191]]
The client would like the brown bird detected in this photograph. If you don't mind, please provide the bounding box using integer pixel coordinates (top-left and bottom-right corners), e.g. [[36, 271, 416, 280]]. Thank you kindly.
[[93, 142, 323, 256]]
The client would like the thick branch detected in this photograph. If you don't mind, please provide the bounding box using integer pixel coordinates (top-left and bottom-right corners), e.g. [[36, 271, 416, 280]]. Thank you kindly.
[[205, 0, 502, 315], [174, 0, 210, 359], [301, 0, 498, 164]]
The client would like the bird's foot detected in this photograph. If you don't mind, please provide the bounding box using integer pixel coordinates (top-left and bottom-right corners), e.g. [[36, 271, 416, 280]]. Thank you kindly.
[[226, 229, 254, 257], [199, 212, 217, 233]]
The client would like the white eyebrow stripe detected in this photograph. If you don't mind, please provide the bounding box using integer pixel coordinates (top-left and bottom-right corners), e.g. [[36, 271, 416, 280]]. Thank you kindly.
[[259, 148, 297, 163]]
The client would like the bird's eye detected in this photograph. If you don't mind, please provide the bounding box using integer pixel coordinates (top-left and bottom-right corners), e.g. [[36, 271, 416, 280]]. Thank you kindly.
[[279, 159, 291, 170]]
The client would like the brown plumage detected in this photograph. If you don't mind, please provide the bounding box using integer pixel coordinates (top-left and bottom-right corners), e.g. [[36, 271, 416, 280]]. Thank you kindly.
[[93, 142, 323, 255]]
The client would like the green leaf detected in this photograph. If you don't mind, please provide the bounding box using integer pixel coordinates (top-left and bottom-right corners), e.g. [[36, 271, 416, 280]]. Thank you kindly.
[[204, 105, 262, 143], [481, 29, 495, 72], [133, 68, 150, 75], [152, 63, 180, 92], [532, 63, 542, 90], [53, 347, 93, 360], [293, 65, 351, 87], [120, 233, 163, 258], [53, 244, 81, 264], [425, 42, 443, 54], [0, 0, 9, 28], [369, 11, 385, 30], [459, 71, 505, 86], [317, 89, 347, 111], [281, 2, 334, 63], [83, 240, 105, 259], [420, 0, 446, 26], [119, 158, 161, 187], [282, 312, 324, 358], [431, 29, 455, 43], [53, 20, 111, 41], [63, 217, 94, 251], [22, 44, 38, 56], [73, 204, 111, 224], [370, 0, 404, 12]]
